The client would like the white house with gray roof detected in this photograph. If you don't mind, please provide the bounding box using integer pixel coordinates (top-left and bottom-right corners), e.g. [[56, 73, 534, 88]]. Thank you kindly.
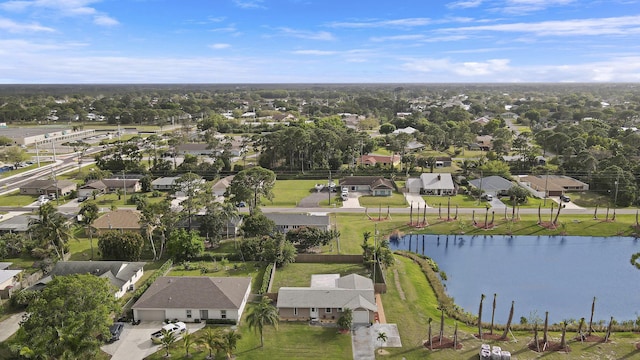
[[277, 273, 377, 325], [132, 277, 252, 323], [406, 173, 456, 196], [29, 261, 145, 299], [469, 176, 515, 197]]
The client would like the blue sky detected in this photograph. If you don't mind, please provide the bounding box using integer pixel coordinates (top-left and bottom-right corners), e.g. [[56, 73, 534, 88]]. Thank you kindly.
[[1, 0, 639, 83]]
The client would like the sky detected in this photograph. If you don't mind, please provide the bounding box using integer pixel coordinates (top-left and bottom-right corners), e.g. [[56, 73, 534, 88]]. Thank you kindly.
[[1, 0, 640, 83]]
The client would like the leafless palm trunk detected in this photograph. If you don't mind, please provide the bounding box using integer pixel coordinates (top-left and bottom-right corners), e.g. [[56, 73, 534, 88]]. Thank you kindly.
[[501, 301, 515, 340], [478, 294, 485, 339]]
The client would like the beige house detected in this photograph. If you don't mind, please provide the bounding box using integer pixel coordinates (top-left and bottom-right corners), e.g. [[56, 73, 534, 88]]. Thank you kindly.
[[92, 209, 142, 235], [19, 179, 76, 196], [132, 277, 252, 323], [277, 274, 377, 325]]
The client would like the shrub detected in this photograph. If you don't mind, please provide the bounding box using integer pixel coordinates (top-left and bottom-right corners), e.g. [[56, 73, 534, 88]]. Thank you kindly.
[[259, 263, 274, 294], [205, 319, 237, 325]]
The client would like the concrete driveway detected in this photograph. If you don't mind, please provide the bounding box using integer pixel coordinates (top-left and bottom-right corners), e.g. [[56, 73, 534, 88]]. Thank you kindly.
[[0, 311, 25, 342], [101, 321, 205, 360], [342, 192, 363, 209], [404, 193, 427, 208], [351, 323, 402, 360]]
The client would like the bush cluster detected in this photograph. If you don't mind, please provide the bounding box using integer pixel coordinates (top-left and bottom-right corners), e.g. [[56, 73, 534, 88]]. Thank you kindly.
[[205, 319, 237, 325], [259, 263, 275, 294]]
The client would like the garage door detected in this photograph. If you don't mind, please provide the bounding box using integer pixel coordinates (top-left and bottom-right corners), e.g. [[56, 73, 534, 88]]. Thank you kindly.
[[136, 309, 166, 321], [353, 310, 370, 324]]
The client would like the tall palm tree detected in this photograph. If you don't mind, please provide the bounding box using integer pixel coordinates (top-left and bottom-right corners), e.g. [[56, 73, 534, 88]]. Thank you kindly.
[[222, 329, 241, 359], [477, 294, 486, 340], [490, 293, 497, 335], [29, 203, 72, 259], [588, 297, 596, 336], [246, 296, 279, 347], [79, 201, 99, 259]]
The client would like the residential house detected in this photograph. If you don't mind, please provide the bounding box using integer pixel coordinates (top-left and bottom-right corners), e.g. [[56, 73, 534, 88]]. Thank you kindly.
[[265, 213, 330, 233], [357, 155, 401, 168], [177, 143, 215, 156], [406, 173, 456, 196], [77, 180, 107, 198], [30, 261, 144, 299], [474, 135, 493, 151], [151, 177, 180, 191], [212, 175, 235, 197], [392, 126, 418, 135], [92, 209, 142, 235], [517, 175, 589, 197], [405, 140, 426, 152], [0, 263, 22, 299], [101, 178, 142, 194], [0, 214, 36, 234], [339, 176, 396, 196], [19, 179, 76, 196], [132, 277, 252, 323], [469, 176, 515, 197], [277, 273, 377, 325], [435, 156, 453, 168]]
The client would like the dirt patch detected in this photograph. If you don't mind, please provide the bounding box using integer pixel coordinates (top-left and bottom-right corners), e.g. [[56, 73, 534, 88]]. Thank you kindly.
[[636, 342, 640, 350], [476, 333, 506, 341], [393, 268, 406, 301], [376, 349, 390, 355], [528, 340, 570, 353], [574, 334, 607, 343], [537, 221, 558, 230], [423, 336, 463, 350]]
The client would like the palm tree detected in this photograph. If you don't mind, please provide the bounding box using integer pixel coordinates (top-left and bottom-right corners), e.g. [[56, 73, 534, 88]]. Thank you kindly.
[[29, 203, 72, 259], [588, 297, 596, 336], [199, 327, 223, 360], [79, 201, 99, 259], [560, 321, 568, 349], [337, 308, 353, 331], [477, 294, 486, 340], [246, 296, 279, 347], [501, 301, 515, 340], [182, 330, 194, 358], [376, 331, 387, 348], [490, 293, 497, 334], [222, 329, 241, 359], [159, 329, 177, 357], [427, 317, 433, 350], [543, 311, 549, 347]]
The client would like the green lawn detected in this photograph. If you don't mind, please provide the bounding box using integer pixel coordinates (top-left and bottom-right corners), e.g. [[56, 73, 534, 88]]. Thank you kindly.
[[423, 194, 485, 208], [359, 192, 407, 208], [262, 179, 323, 207], [500, 196, 554, 209], [0, 192, 38, 206], [271, 263, 369, 292], [382, 255, 640, 359], [91, 191, 168, 208], [168, 261, 264, 293], [144, 322, 353, 360]]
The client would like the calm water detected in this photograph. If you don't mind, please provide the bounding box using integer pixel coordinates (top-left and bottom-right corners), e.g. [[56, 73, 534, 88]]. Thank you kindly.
[[390, 235, 640, 324]]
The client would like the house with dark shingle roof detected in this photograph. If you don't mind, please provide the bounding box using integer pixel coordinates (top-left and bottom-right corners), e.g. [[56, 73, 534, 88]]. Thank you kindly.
[[132, 276, 252, 323], [19, 179, 76, 196], [264, 213, 330, 233], [29, 261, 145, 299], [339, 176, 396, 196]]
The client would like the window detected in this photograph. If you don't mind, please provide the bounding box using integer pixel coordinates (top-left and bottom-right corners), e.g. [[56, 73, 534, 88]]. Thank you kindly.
[[294, 308, 298, 315], [186, 310, 192, 319], [220, 310, 227, 319], [326, 308, 332, 313], [338, 308, 343, 312]]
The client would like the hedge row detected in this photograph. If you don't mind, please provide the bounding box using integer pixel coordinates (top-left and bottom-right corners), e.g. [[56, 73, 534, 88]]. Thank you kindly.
[[191, 253, 242, 262], [205, 319, 237, 325], [132, 259, 173, 302], [259, 263, 274, 294]]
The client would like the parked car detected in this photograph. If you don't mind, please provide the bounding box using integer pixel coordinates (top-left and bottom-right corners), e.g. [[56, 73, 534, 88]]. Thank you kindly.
[[38, 195, 49, 206], [77, 195, 88, 202], [236, 201, 246, 207], [560, 194, 571, 202], [108, 322, 125, 342], [481, 194, 493, 201], [151, 322, 186, 343]]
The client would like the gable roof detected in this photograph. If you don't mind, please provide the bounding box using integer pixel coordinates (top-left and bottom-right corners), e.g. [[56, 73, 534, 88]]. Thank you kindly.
[[93, 209, 141, 230], [212, 175, 235, 192], [468, 176, 514, 192], [21, 179, 76, 190], [276, 273, 376, 311], [339, 176, 394, 188], [151, 177, 180, 186], [101, 179, 140, 188], [0, 269, 22, 288], [80, 180, 107, 190], [358, 154, 400, 166], [0, 214, 38, 233], [49, 261, 144, 289], [419, 173, 455, 190], [132, 277, 251, 310], [265, 213, 330, 227]]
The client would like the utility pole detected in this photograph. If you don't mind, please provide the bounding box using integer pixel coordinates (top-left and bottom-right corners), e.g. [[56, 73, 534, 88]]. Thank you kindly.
[[328, 170, 332, 206], [614, 175, 619, 209], [122, 170, 127, 203], [35, 141, 41, 167], [543, 172, 549, 206]]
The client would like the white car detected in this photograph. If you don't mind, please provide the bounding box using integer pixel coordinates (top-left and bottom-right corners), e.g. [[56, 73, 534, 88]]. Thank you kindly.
[[38, 196, 49, 206]]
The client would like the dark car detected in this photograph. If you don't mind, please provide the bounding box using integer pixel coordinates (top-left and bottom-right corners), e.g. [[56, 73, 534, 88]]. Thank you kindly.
[[77, 196, 88, 202], [560, 194, 571, 202], [236, 201, 246, 207], [108, 322, 125, 342]]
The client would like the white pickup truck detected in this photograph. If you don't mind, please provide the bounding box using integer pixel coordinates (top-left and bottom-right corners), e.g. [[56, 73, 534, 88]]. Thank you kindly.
[[150, 322, 187, 343]]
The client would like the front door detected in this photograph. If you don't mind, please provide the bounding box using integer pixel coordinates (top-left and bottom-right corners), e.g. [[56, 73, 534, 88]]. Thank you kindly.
[[310, 307, 318, 319], [200, 310, 209, 320]]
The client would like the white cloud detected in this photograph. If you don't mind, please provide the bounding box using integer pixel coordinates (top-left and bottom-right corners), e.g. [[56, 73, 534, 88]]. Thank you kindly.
[[327, 18, 432, 29], [0, 17, 55, 32], [441, 15, 640, 36], [500, 0, 576, 14], [93, 15, 119, 26], [292, 50, 336, 55], [446, 0, 484, 9], [277, 27, 335, 41], [0, 39, 86, 54], [1, 0, 118, 27], [370, 34, 426, 42], [402, 57, 511, 77], [209, 43, 231, 49], [233, 0, 265, 9]]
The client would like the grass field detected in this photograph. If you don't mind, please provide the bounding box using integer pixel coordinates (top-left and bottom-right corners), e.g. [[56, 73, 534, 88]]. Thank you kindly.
[[262, 179, 321, 207], [271, 262, 369, 292], [1, 192, 38, 206], [423, 194, 486, 208], [144, 322, 353, 360], [168, 261, 264, 293], [358, 192, 407, 208]]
